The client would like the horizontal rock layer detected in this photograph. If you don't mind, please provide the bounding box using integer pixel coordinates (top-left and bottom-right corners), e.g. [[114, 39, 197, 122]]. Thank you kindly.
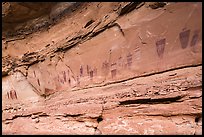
[[2, 2, 202, 135]]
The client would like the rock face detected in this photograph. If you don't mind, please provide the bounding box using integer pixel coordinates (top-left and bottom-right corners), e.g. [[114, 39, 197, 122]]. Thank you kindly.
[[2, 2, 202, 135]]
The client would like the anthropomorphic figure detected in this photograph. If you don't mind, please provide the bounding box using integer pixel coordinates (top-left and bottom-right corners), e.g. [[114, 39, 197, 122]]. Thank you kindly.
[[10, 89, 17, 100]]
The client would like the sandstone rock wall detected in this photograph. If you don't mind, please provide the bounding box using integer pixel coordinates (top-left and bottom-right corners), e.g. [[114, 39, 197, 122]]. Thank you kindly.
[[2, 2, 202, 135]]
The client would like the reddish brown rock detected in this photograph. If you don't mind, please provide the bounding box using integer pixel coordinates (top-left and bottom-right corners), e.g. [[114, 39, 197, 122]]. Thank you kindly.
[[2, 2, 202, 135]]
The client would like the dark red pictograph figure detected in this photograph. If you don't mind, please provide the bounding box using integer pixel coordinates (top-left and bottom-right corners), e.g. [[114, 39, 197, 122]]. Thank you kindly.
[[87, 65, 90, 75], [102, 61, 109, 70], [110, 63, 117, 78], [179, 29, 190, 49], [190, 30, 199, 47], [156, 38, 166, 58], [60, 77, 64, 84], [68, 78, 71, 87], [9, 89, 17, 100], [63, 71, 66, 82], [102, 60, 109, 76], [111, 69, 117, 78], [57, 75, 60, 82], [127, 53, 132, 67], [80, 65, 83, 77], [118, 56, 122, 67], [90, 70, 94, 80]]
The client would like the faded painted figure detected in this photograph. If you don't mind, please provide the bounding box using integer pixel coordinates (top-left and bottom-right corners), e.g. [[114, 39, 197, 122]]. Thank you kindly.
[[7, 89, 18, 100], [156, 38, 166, 58]]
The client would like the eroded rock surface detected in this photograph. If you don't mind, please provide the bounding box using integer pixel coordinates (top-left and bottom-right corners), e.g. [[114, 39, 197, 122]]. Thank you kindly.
[[2, 2, 202, 135]]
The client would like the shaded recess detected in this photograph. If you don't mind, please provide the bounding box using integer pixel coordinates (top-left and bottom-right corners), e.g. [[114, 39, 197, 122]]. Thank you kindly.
[[2, 2, 84, 38]]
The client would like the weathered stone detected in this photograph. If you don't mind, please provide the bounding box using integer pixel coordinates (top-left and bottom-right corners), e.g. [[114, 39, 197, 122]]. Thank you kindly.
[[2, 2, 202, 135]]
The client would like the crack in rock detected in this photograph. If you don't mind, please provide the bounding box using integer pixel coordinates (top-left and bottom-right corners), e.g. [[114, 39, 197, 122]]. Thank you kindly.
[[119, 95, 185, 105], [3, 112, 49, 122], [119, 2, 144, 16]]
